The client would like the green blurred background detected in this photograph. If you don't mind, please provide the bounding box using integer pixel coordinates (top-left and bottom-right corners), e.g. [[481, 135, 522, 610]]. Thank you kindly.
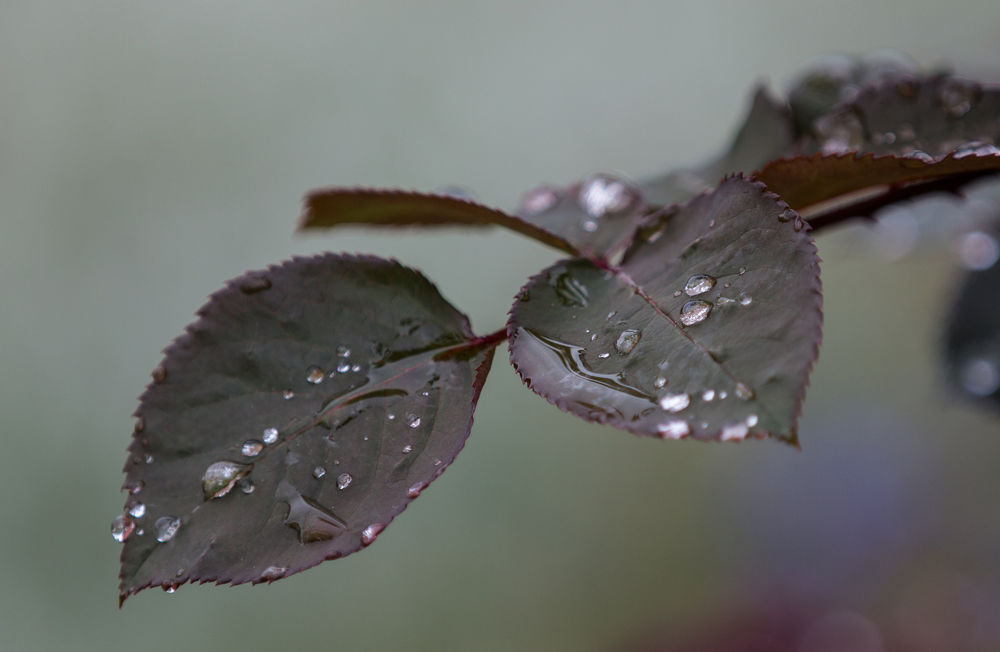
[[2, 2, 1000, 650]]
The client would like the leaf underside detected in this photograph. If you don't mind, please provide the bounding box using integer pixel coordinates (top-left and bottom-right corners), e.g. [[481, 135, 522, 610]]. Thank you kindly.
[[119, 254, 499, 603], [507, 176, 822, 443]]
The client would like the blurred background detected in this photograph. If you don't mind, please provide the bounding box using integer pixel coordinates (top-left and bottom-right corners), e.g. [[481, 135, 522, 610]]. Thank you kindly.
[[2, 2, 999, 650]]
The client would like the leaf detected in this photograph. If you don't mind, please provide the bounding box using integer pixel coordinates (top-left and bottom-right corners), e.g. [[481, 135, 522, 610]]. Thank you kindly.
[[641, 86, 796, 206], [118, 254, 501, 603], [300, 188, 576, 255], [945, 228, 1000, 406], [507, 176, 821, 443]]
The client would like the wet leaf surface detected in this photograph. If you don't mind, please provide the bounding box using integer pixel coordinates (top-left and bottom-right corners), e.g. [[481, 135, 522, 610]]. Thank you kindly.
[[301, 188, 576, 255], [508, 176, 821, 443], [118, 254, 499, 603]]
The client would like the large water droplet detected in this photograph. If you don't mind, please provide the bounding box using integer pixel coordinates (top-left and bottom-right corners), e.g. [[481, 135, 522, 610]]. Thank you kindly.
[[956, 231, 999, 270], [959, 356, 1000, 397], [520, 186, 560, 216], [679, 300, 712, 326], [814, 110, 864, 154], [306, 366, 324, 384], [658, 392, 690, 413], [262, 427, 279, 445], [202, 461, 252, 500], [337, 473, 353, 490], [406, 414, 422, 429], [939, 78, 978, 117], [577, 174, 641, 218], [361, 523, 386, 546], [684, 274, 716, 296], [313, 466, 326, 479], [552, 271, 589, 307], [241, 440, 264, 457], [155, 516, 181, 543], [128, 502, 146, 519], [721, 422, 749, 441], [111, 514, 134, 543], [129, 480, 144, 495], [657, 419, 690, 439]]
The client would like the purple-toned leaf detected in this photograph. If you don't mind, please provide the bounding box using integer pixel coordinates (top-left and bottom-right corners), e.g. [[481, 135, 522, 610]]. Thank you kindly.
[[118, 254, 500, 603], [300, 188, 576, 254], [508, 176, 821, 444]]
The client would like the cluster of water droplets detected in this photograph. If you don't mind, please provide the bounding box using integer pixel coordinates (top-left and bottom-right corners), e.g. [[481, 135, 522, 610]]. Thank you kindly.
[[518, 174, 643, 234]]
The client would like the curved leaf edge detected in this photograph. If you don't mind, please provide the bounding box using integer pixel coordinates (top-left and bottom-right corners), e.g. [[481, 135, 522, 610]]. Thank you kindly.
[[506, 174, 822, 446], [119, 252, 503, 605]]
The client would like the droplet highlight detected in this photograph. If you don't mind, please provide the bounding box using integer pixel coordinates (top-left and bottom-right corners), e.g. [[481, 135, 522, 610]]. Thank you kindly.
[[657, 419, 690, 439], [578, 174, 640, 218]]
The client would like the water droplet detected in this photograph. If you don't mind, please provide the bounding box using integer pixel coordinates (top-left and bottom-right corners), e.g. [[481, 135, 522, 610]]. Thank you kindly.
[[351, 364, 362, 373], [613, 329, 640, 355], [672, 290, 682, 297], [746, 414, 759, 427], [407, 481, 427, 498], [336, 361, 350, 373], [735, 382, 754, 400], [260, 566, 287, 581], [813, 110, 864, 154], [702, 389, 715, 402], [580, 219, 598, 232], [715, 296, 734, 306], [578, 174, 640, 218], [151, 365, 167, 383], [306, 366, 324, 384], [144, 454, 154, 464], [387, 413, 396, 421], [657, 419, 690, 439], [738, 267, 747, 275], [956, 231, 999, 270], [336, 345, 351, 358], [282, 389, 295, 400], [239, 478, 255, 494], [111, 514, 134, 543], [406, 414, 421, 429], [313, 466, 326, 479], [154, 516, 181, 542], [903, 149, 934, 164], [128, 502, 146, 519], [552, 271, 589, 307], [653, 376, 668, 389], [953, 141, 1000, 159], [520, 186, 560, 215], [239, 275, 272, 294], [262, 427, 279, 445], [718, 390, 728, 399], [778, 208, 796, 223], [402, 444, 413, 454], [134, 416, 145, 433], [242, 440, 263, 457], [136, 529, 144, 536], [164, 586, 177, 594], [606, 311, 617, 320], [129, 481, 144, 495], [738, 292, 753, 306], [872, 131, 898, 146], [597, 352, 610, 359], [679, 300, 712, 326], [337, 473, 353, 490], [361, 523, 386, 546], [939, 78, 978, 117], [658, 392, 690, 413], [433, 458, 442, 466], [684, 274, 716, 296], [721, 422, 749, 441], [202, 461, 252, 500], [959, 356, 1000, 397]]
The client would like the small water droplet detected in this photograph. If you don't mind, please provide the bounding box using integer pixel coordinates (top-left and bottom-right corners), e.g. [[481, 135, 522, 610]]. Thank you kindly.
[[580, 219, 598, 232], [718, 390, 728, 400], [151, 365, 167, 383], [306, 366, 324, 384], [903, 149, 935, 164], [407, 481, 427, 498], [653, 376, 668, 389], [959, 356, 1000, 397], [658, 392, 690, 413], [738, 292, 753, 306], [336, 361, 350, 373], [589, 333, 598, 342], [111, 514, 134, 543], [239, 478, 255, 494], [721, 422, 749, 441], [154, 516, 181, 542], [202, 461, 251, 500], [679, 300, 712, 326], [597, 352, 610, 359], [738, 267, 747, 275], [406, 414, 422, 429], [136, 529, 144, 536], [578, 174, 640, 218], [657, 419, 690, 439], [241, 440, 263, 457], [746, 414, 759, 427], [735, 383, 754, 400], [260, 566, 288, 581], [402, 444, 413, 454], [433, 458, 442, 466], [164, 586, 177, 594], [956, 231, 999, 270], [282, 389, 295, 400], [684, 274, 716, 296], [262, 427, 279, 445], [239, 275, 272, 294], [337, 473, 353, 490], [129, 481, 144, 495], [387, 413, 396, 421], [336, 345, 351, 358], [351, 364, 362, 373], [313, 466, 326, 479], [419, 390, 430, 397], [715, 296, 734, 306], [606, 311, 617, 320], [939, 78, 978, 117], [672, 290, 682, 297], [361, 523, 386, 546], [520, 185, 560, 215], [128, 502, 146, 519], [144, 454, 154, 464], [702, 389, 716, 402]]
